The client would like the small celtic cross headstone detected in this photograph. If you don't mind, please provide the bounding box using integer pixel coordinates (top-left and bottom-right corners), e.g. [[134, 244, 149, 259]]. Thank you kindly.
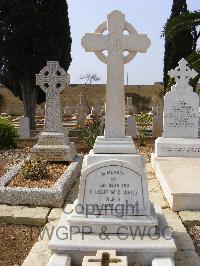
[[82, 10, 151, 138], [168, 58, 197, 89], [36, 61, 70, 132]]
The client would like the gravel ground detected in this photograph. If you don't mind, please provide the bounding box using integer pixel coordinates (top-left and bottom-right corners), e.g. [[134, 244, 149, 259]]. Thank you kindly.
[[0, 224, 43, 266], [0, 148, 30, 174], [186, 224, 200, 256]]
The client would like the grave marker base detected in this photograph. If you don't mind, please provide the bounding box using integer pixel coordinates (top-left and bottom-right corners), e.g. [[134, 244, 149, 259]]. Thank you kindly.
[[30, 132, 76, 161], [49, 205, 176, 266]]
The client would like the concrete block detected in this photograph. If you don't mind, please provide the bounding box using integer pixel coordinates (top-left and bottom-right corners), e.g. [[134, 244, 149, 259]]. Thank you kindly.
[[0, 205, 50, 225], [48, 254, 71, 266], [152, 257, 175, 266]]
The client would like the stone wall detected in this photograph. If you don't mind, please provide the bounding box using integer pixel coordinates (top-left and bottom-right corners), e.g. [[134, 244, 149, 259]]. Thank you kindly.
[[0, 86, 24, 115], [0, 83, 164, 115]]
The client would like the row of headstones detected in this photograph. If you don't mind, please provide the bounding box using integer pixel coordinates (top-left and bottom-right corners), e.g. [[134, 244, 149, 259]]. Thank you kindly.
[[18, 112, 163, 140], [126, 115, 163, 138], [19, 109, 200, 140]]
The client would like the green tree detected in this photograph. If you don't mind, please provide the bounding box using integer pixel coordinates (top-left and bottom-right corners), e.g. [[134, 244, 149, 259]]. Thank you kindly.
[[164, 10, 200, 90], [0, 0, 72, 129], [163, 0, 195, 92]]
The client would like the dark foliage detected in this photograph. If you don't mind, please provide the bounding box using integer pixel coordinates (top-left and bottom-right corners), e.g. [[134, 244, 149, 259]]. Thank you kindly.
[[0, 0, 72, 128], [163, 0, 195, 92]]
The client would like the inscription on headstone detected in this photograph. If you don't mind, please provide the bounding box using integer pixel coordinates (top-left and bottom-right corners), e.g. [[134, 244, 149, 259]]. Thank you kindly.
[[163, 59, 199, 138]]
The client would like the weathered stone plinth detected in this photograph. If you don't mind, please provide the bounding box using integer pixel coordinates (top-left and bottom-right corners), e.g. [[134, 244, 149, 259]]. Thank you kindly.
[[30, 132, 76, 161], [155, 137, 200, 157], [82, 250, 128, 266]]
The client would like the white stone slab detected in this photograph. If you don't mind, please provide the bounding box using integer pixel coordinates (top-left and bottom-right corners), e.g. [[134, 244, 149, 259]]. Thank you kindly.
[[49, 205, 176, 266], [19, 117, 30, 139], [82, 250, 128, 266], [126, 115, 137, 138], [152, 257, 175, 266], [48, 254, 71, 266], [151, 154, 200, 211]]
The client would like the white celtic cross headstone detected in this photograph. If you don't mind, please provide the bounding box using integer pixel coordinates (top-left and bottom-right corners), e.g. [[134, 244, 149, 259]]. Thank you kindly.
[[82, 10, 151, 138], [36, 61, 70, 132]]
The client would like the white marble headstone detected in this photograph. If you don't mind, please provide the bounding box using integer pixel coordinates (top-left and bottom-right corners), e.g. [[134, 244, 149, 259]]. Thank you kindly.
[[156, 59, 200, 157], [163, 59, 199, 138]]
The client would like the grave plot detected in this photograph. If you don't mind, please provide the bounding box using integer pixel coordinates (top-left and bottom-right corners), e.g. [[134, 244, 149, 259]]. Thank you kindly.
[[0, 62, 83, 208], [48, 10, 176, 266]]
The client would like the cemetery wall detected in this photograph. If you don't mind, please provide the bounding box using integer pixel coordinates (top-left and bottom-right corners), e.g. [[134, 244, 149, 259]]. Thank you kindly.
[[1, 83, 164, 115]]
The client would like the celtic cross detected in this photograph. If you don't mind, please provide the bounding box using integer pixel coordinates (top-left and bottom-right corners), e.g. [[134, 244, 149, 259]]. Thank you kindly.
[[82, 10, 151, 138], [36, 61, 70, 132], [168, 58, 198, 87]]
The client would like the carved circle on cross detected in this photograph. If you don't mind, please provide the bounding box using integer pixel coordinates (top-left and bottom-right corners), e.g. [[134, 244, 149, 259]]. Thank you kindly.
[[94, 21, 138, 64], [36, 61, 70, 95]]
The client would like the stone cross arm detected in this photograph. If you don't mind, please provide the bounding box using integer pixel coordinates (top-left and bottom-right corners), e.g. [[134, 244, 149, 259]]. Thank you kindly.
[[82, 33, 150, 53]]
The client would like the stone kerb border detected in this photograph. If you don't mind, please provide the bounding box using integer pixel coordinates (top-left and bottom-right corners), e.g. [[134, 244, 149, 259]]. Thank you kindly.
[[0, 155, 83, 207]]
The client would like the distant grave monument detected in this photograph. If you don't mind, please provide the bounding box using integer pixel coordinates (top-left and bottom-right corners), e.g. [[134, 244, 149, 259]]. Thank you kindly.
[[19, 116, 30, 139], [152, 116, 163, 138], [125, 96, 136, 115], [126, 115, 137, 138], [30, 61, 77, 161]]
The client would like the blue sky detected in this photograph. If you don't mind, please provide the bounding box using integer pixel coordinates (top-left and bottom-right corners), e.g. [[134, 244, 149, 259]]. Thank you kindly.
[[67, 0, 199, 85]]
